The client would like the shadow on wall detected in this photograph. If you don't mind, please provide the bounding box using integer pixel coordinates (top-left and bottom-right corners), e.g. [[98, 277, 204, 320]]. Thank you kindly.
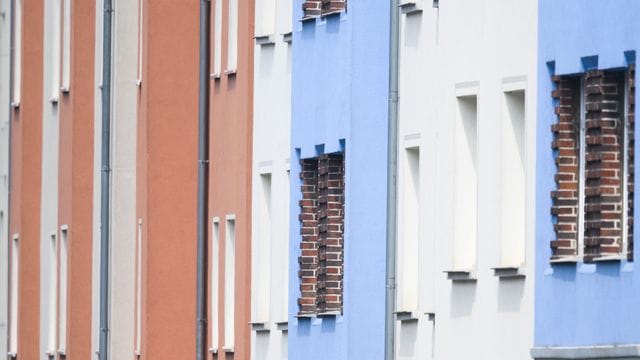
[[398, 321, 418, 358], [449, 282, 476, 317], [497, 278, 525, 313]]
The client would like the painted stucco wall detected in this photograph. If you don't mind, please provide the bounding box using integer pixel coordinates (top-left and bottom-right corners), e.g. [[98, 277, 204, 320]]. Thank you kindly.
[[136, 0, 199, 358], [250, 0, 292, 358], [10, 0, 44, 357], [0, 0, 10, 357], [396, 1, 537, 359], [208, 0, 254, 358], [535, 0, 640, 348], [39, 0, 60, 358], [288, 2, 390, 359]]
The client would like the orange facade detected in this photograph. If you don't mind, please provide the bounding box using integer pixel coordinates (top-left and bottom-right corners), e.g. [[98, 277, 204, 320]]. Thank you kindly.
[[136, 0, 200, 359], [57, 1, 95, 358], [9, 0, 44, 358], [208, 0, 254, 359]]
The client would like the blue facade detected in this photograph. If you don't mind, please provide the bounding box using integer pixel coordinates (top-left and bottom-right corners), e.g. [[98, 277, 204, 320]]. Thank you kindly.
[[536, 0, 640, 348], [288, 1, 390, 359]]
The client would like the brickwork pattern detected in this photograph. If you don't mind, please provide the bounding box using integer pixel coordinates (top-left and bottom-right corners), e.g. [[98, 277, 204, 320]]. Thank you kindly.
[[302, 0, 346, 20], [550, 76, 581, 259], [297, 153, 344, 315]]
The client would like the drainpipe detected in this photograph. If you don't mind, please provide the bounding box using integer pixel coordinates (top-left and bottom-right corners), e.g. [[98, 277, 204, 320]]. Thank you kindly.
[[384, 0, 399, 358], [196, 0, 211, 359], [5, 0, 14, 356], [98, 0, 113, 359]]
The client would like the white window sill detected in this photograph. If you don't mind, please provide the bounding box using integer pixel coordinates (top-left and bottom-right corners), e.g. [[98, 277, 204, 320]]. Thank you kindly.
[[254, 34, 275, 46], [224, 69, 237, 76], [210, 73, 221, 80], [393, 310, 418, 322], [221, 346, 234, 353], [61, 86, 69, 94], [317, 311, 341, 318], [592, 254, 626, 263], [11, 101, 20, 108], [531, 344, 640, 359], [444, 268, 477, 281], [491, 265, 526, 279], [550, 256, 579, 265], [50, 96, 59, 104], [399, 1, 423, 15], [275, 321, 288, 332], [282, 32, 292, 44], [8, 352, 17, 359], [425, 312, 435, 322], [208, 347, 218, 354], [294, 313, 315, 319], [249, 321, 270, 332]]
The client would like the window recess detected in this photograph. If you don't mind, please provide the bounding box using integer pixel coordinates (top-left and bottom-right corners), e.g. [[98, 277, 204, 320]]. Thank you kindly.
[[550, 67, 635, 263], [211, 0, 222, 78], [251, 173, 272, 331], [255, 0, 276, 45], [223, 216, 236, 351], [209, 218, 220, 353], [446, 94, 478, 281]]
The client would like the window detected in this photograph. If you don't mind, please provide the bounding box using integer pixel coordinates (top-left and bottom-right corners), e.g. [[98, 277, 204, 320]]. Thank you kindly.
[[212, 0, 222, 77], [47, 233, 58, 356], [297, 153, 345, 316], [58, 226, 69, 355], [252, 174, 272, 324], [398, 147, 420, 312], [452, 95, 478, 273], [136, 0, 143, 86], [8, 234, 19, 357], [257, 0, 275, 37], [500, 90, 526, 267], [135, 220, 142, 356], [11, 0, 22, 106], [550, 67, 635, 262], [224, 217, 236, 351], [226, 0, 238, 74], [61, 0, 70, 92], [211, 219, 220, 351], [51, 0, 62, 101]]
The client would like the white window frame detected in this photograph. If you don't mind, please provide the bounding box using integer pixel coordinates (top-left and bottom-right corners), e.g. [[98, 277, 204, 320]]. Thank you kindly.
[[622, 71, 630, 257], [223, 215, 236, 351], [50, 0, 62, 102], [210, 218, 220, 352], [252, 173, 272, 325], [499, 89, 527, 267], [8, 234, 19, 357], [61, 0, 71, 92], [11, 0, 22, 107], [135, 219, 142, 356], [212, 0, 222, 78], [398, 145, 420, 312], [58, 225, 69, 355], [577, 78, 586, 259], [136, 0, 143, 86], [47, 232, 58, 356], [226, 0, 238, 75]]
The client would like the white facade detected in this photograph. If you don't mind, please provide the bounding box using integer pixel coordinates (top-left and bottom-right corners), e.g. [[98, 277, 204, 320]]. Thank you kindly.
[[91, 0, 139, 358], [0, 0, 11, 356], [40, 0, 61, 358], [395, 1, 537, 359], [250, 0, 292, 358]]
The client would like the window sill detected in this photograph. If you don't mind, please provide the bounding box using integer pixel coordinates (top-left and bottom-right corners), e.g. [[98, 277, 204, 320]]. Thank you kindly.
[[11, 101, 19, 108], [531, 344, 640, 359], [394, 310, 418, 322], [550, 256, 579, 265], [591, 254, 626, 263], [444, 268, 477, 281], [61, 87, 70, 94], [254, 34, 275, 46], [8, 352, 17, 359], [321, 9, 345, 18], [399, 1, 423, 15], [317, 311, 341, 318], [425, 312, 436, 322], [295, 313, 315, 320], [300, 15, 317, 23], [282, 32, 292, 44], [224, 69, 237, 77], [249, 321, 270, 332], [275, 321, 288, 332], [210, 73, 221, 80], [491, 265, 526, 279], [208, 347, 218, 354], [50, 96, 59, 104], [221, 347, 234, 353]]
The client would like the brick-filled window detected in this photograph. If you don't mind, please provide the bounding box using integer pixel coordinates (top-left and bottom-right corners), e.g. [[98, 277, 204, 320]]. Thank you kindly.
[[298, 153, 345, 316], [302, 0, 346, 20], [550, 66, 635, 262]]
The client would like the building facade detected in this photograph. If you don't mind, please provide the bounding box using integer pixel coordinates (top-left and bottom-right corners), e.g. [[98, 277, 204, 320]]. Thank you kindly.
[[533, 1, 640, 359], [288, 1, 391, 359], [394, 0, 537, 359], [208, 0, 254, 358], [250, 0, 292, 359]]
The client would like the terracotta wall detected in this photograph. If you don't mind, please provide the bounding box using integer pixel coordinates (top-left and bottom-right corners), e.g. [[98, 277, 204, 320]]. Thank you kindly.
[[57, 0, 95, 358], [136, 0, 199, 358], [10, 0, 44, 358], [208, 0, 254, 358]]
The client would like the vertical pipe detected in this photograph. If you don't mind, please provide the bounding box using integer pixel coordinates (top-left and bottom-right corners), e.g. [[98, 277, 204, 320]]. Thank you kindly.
[[385, 0, 399, 358], [196, 0, 211, 359], [98, 0, 112, 359], [5, 0, 14, 356]]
